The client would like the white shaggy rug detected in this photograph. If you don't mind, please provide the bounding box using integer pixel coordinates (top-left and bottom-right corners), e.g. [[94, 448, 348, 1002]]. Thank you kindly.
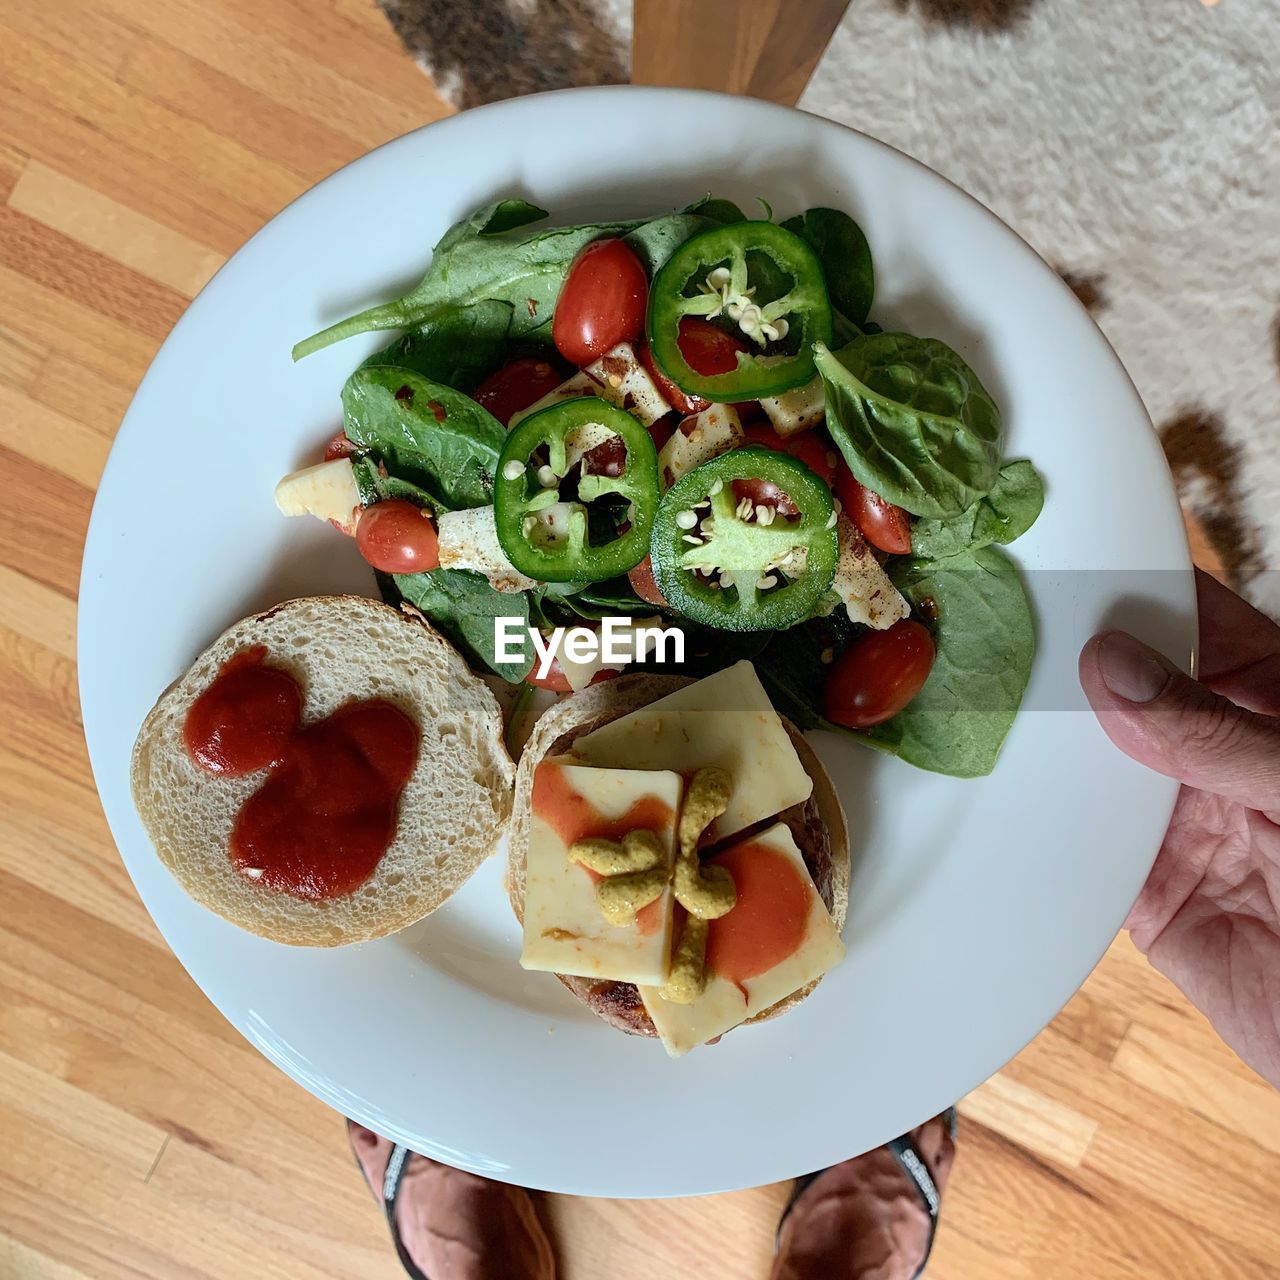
[[377, 0, 1280, 602]]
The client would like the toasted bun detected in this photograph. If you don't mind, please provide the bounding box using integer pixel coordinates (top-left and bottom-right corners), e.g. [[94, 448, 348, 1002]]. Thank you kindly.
[[506, 672, 850, 1038], [131, 596, 514, 946]]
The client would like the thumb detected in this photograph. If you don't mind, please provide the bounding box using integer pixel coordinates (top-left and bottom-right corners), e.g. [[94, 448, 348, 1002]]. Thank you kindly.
[[1079, 630, 1280, 812]]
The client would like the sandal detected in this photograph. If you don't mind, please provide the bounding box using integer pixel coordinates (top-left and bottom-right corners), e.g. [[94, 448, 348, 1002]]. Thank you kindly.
[[347, 1120, 556, 1280], [773, 1108, 957, 1280]]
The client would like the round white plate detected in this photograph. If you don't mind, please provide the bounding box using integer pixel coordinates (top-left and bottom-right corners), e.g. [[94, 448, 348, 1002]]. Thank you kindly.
[[80, 87, 1195, 1197]]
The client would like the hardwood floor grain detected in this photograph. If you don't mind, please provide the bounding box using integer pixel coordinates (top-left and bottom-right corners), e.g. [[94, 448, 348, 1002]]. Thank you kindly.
[[0, 1, 1275, 1276]]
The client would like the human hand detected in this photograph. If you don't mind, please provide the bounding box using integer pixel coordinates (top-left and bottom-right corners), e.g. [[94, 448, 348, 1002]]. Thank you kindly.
[[1079, 569, 1280, 1087]]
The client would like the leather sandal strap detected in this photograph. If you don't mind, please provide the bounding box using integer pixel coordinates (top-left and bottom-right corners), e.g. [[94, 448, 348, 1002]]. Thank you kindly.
[[383, 1144, 432, 1280]]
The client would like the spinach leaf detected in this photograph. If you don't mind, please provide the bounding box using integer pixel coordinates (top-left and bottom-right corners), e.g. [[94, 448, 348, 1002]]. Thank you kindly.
[[560, 577, 655, 619], [862, 547, 1034, 776], [815, 335, 1003, 520], [911, 460, 1044, 560], [683, 196, 746, 225], [350, 455, 444, 511], [350, 453, 445, 506], [342, 366, 504, 510], [359, 300, 515, 391], [624, 214, 713, 276], [755, 612, 858, 731], [755, 546, 1034, 777], [293, 200, 713, 359], [394, 569, 534, 682], [431, 199, 549, 254], [781, 207, 874, 326]]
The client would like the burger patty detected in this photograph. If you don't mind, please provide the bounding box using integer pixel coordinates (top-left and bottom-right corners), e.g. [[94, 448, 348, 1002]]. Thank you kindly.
[[562, 788, 835, 1037]]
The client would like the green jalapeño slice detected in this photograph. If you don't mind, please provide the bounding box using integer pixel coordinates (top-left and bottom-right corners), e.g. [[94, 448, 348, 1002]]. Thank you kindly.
[[646, 221, 833, 401], [493, 397, 659, 583], [651, 448, 838, 631]]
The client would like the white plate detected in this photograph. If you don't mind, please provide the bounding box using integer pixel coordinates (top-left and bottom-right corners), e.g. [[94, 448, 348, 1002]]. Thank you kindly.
[[79, 87, 1195, 1197]]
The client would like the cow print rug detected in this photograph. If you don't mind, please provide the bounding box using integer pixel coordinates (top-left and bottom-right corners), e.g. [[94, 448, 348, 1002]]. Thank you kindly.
[[377, 0, 1279, 606]]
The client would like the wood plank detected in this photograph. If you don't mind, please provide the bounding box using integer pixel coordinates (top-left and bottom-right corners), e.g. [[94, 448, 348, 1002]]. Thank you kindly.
[[0, 565, 77, 659], [959, 1071, 1099, 1169], [2, 3, 1279, 1277], [632, 0, 851, 106], [0, 448, 93, 598], [8, 163, 223, 299]]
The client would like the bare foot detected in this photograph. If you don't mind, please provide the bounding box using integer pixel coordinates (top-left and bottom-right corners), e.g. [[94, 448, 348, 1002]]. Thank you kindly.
[[348, 1121, 556, 1280], [771, 1114, 956, 1280]]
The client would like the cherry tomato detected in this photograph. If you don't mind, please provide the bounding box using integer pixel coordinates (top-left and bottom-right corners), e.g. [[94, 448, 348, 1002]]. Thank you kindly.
[[526, 658, 623, 693], [628, 554, 669, 608], [471, 358, 562, 427], [675, 317, 750, 378], [638, 339, 708, 416], [743, 423, 837, 487], [322, 429, 354, 461], [823, 620, 936, 729], [731, 476, 800, 519], [552, 239, 648, 368], [835, 466, 912, 556], [355, 500, 440, 574], [647, 416, 675, 454]]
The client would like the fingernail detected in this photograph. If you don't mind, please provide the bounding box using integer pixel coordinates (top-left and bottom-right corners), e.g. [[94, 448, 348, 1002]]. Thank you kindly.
[[1097, 632, 1173, 703]]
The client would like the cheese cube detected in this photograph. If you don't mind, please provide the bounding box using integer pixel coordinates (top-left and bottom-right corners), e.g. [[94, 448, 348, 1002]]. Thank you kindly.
[[760, 374, 825, 437], [657, 404, 743, 489], [436, 505, 539, 593], [831, 515, 909, 630], [567, 661, 811, 840], [274, 458, 360, 534], [638, 822, 845, 1057], [509, 342, 671, 428], [520, 761, 684, 986]]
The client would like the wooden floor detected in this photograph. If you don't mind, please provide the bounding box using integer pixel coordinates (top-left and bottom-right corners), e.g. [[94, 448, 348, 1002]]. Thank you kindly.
[[1, 1, 1277, 1276]]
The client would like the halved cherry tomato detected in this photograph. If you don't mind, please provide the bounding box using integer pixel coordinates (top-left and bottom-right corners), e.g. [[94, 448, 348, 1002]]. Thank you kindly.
[[638, 338, 708, 416], [526, 657, 623, 693], [676, 317, 750, 379], [729, 425, 836, 519], [628, 554, 669, 608], [471, 358, 563, 427], [744, 423, 837, 487], [823, 619, 935, 728], [552, 239, 648, 368], [322, 429, 354, 461], [835, 466, 912, 555], [355, 500, 440, 574], [647, 416, 675, 454], [731, 476, 800, 519]]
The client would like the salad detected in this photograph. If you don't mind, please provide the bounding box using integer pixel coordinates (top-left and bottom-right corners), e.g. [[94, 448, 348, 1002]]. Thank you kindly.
[[278, 195, 1041, 778]]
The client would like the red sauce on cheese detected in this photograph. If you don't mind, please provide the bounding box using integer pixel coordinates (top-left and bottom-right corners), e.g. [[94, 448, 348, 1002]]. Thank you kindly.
[[532, 760, 674, 846], [704, 842, 811, 993], [183, 648, 419, 900], [532, 760, 673, 936]]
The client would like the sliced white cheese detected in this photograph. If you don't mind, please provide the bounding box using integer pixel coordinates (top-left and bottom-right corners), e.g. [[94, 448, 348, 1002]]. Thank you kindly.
[[509, 342, 671, 428], [436, 505, 539, 594], [638, 822, 845, 1057], [520, 761, 684, 985], [657, 404, 743, 489], [831, 515, 909, 630], [274, 458, 360, 534], [567, 660, 811, 840], [556, 615, 668, 693], [760, 375, 825, 438]]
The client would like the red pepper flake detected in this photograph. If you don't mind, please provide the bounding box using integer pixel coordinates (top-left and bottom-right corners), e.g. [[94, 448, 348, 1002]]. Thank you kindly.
[[918, 596, 940, 623], [600, 356, 628, 381], [427, 400, 446, 423], [395, 385, 413, 405]]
